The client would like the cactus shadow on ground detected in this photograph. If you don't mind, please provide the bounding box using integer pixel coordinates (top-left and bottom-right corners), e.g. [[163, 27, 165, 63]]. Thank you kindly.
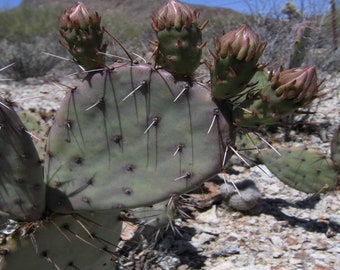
[[259, 197, 340, 235], [117, 226, 206, 269]]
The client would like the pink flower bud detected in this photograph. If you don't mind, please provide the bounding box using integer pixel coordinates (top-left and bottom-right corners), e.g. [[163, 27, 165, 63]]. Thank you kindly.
[[152, 0, 199, 31], [59, 1, 101, 31], [215, 24, 266, 62], [271, 66, 318, 105]]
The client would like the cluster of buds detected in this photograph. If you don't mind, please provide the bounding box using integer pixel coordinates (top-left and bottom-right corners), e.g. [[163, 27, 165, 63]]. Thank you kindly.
[[234, 66, 320, 127]]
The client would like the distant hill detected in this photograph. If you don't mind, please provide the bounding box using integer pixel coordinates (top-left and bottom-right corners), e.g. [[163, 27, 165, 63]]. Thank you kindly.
[[19, 0, 246, 52], [22, 0, 242, 18], [21, 0, 245, 34]]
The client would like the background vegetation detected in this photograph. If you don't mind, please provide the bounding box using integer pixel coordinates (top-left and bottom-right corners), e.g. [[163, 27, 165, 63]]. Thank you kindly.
[[0, 0, 339, 79]]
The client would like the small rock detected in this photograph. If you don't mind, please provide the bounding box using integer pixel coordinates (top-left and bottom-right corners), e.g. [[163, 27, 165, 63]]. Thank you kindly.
[[211, 242, 240, 257], [156, 255, 180, 270], [219, 179, 262, 211], [190, 232, 216, 248]]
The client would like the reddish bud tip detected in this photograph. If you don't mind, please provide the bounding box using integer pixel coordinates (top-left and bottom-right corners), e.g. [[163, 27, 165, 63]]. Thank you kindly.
[[271, 66, 318, 105], [215, 24, 266, 62]]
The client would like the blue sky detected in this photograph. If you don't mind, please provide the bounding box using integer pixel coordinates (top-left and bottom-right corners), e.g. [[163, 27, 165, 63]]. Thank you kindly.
[[0, 0, 332, 14], [182, 0, 331, 15], [0, 0, 21, 10]]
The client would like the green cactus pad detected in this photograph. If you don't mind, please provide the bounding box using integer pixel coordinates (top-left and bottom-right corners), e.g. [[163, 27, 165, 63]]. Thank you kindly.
[[0, 98, 45, 221], [260, 146, 339, 193], [210, 56, 259, 100], [45, 63, 232, 212], [233, 71, 300, 127], [331, 124, 340, 169], [59, 2, 107, 70], [151, 0, 205, 77], [0, 210, 121, 270], [210, 25, 266, 100], [155, 26, 203, 77]]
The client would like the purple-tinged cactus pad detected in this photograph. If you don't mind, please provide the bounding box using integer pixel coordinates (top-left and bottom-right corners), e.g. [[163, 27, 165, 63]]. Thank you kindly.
[[0, 210, 121, 270], [45, 63, 232, 212], [260, 146, 339, 193], [0, 98, 45, 221]]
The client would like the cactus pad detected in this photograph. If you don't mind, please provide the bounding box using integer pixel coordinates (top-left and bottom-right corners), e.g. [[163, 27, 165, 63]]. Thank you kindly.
[[59, 2, 107, 70], [260, 146, 339, 193], [210, 25, 266, 100], [233, 67, 319, 127], [45, 63, 232, 212], [0, 210, 121, 270], [0, 98, 44, 221]]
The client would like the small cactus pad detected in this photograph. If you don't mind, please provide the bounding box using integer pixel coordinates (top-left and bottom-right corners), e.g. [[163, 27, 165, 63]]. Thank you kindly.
[[45, 63, 232, 212], [151, 0, 206, 77], [260, 146, 339, 193], [0, 210, 121, 270], [233, 67, 319, 127], [331, 124, 340, 169], [0, 98, 45, 221], [210, 24, 266, 100], [59, 2, 107, 70]]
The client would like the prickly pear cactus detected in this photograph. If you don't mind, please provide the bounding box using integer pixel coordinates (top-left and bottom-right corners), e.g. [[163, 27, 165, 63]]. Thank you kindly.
[[0, 209, 122, 270], [45, 63, 232, 212], [289, 22, 311, 68], [123, 195, 181, 240], [0, 98, 45, 222], [260, 146, 339, 193], [0, 0, 332, 269]]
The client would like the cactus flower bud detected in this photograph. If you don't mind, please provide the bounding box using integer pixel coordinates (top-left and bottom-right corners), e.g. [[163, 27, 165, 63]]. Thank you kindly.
[[233, 67, 320, 127], [59, 2, 107, 71], [152, 0, 199, 31], [151, 0, 208, 77], [271, 66, 318, 105], [210, 25, 266, 100], [215, 24, 266, 62], [59, 1, 100, 31]]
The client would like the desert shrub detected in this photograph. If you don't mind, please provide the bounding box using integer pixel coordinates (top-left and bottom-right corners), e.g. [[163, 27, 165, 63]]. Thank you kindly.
[[0, 35, 64, 80], [242, 1, 340, 72], [0, 4, 63, 41]]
